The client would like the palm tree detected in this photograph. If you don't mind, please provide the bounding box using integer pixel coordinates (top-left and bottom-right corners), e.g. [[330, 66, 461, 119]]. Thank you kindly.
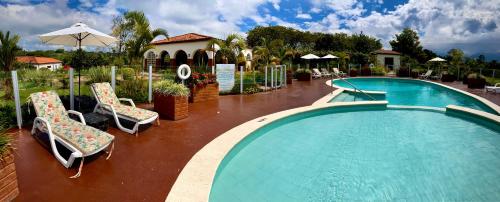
[[206, 34, 246, 64], [124, 11, 168, 66], [0, 31, 21, 99]]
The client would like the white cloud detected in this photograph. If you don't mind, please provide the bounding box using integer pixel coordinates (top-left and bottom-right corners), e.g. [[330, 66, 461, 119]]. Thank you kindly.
[[296, 10, 312, 20]]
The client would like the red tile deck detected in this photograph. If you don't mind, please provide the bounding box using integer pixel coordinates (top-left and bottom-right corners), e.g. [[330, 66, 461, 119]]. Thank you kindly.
[[11, 78, 500, 202]]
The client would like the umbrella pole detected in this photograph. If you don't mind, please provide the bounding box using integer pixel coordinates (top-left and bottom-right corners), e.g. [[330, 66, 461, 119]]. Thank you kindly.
[[78, 37, 82, 110]]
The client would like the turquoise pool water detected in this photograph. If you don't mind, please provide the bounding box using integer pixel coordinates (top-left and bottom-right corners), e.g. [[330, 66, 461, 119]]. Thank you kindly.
[[331, 78, 497, 114], [330, 91, 385, 102], [210, 107, 500, 201]]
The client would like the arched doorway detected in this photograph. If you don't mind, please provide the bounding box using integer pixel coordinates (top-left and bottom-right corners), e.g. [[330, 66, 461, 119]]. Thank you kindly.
[[160, 51, 170, 69], [146, 51, 156, 70], [175, 50, 188, 66], [193, 49, 209, 68], [214, 51, 223, 64]]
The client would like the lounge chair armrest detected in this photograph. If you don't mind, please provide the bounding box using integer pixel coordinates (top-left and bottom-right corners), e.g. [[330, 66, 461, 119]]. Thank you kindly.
[[118, 98, 136, 107], [33, 117, 52, 134], [67, 110, 86, 125]]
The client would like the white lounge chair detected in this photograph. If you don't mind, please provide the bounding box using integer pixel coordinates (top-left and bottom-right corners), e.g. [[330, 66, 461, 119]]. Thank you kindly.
[[30, 91, 115, 178], [320, 68, 332, 77], [91, 82, 159, 136], [312, 68, 322, 79], [333, 68, 346, 77], [419, 70, 432, 79], [485, 83, 500, 93]]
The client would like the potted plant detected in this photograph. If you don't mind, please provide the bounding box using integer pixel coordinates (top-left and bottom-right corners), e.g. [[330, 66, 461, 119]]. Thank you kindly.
[[466, 73, 486, 89], [296, 69, 312, 81], [153, 80, 190, 120], [286, 70, 293, 84], [0, 131, 19, 201], [349, 69, 358, 77], [360, 68, 371, 76], [440, 71, 456, 82], [411, 69, 421, 78], [187, 72, 219, 103], [397, 68, 410, 77]]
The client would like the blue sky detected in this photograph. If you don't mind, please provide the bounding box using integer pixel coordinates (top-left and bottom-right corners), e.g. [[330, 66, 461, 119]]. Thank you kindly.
[[1, 0, 499, 60]]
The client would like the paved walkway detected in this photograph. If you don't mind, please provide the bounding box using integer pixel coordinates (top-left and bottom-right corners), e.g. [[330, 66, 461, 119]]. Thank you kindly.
[[13, 79, 333, 202], [11, 78, 500, 202]]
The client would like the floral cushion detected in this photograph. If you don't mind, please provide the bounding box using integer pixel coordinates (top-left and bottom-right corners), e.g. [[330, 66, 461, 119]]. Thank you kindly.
[[31, 91, 68, 123], [92, 82, 158, 121], [31, 91, 114, 155], [112, 104, 158, 121], [92, 82, 120, 106]]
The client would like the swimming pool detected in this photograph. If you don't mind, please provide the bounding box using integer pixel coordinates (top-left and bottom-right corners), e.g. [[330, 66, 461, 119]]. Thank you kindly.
[[330, 78, 497, 114], [209, 106, 500, 201]]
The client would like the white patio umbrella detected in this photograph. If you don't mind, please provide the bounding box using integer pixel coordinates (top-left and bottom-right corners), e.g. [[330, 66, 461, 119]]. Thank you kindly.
[[39, 23, 118, 99], [322, 54, 339, 70], [428, 57, 446, 62], [428, 57, 447, 74], [301, 54, 320, 69]]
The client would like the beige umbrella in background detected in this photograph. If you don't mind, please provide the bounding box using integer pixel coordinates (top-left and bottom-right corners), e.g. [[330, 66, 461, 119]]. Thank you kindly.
[[301, 54, 320, 69]]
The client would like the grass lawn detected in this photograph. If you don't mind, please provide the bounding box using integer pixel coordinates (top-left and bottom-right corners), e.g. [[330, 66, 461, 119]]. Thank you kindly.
[[1, 85, 92, 104]]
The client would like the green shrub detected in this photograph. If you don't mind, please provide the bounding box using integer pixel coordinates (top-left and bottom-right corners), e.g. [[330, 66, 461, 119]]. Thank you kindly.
[[87, 67, 111, 84], [230, 83, 262, 94], [0, 102, 15, 132], [467, 73, 485, 79], [116, 79, 148, 102], [162, 69, 177, 81], [19, 68, 54, 87], [296, 68, 312, 74], [371, 66, 386, 76], [153, 80, 190, 97], [121, 67, 136, 80]]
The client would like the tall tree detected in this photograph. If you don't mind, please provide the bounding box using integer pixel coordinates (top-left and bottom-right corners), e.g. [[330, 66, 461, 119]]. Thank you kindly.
[[124, 11, 168, 66], [389, 28, 425, 62], [0, 31, 21, 99], [111, 15, 131, 56], [206, 33, 246, 64]]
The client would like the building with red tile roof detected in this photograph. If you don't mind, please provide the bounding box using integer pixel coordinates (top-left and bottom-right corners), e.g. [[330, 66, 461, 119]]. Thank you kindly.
[[372, 49, 401, 70], [16, 56, 62, 71], [146, 33, 252, 71]]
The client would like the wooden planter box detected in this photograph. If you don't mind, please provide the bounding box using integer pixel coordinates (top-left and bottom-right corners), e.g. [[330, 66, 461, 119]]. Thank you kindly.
[[0, 153, 19, 201], [411, 72, 419, 78], [441, 74, 456, 82], [189, 83, 219, 103], [286, 71, 293, 84], [349, 70, 357, 77], [397, 68, 410, 77], [296, 73, 311, 81], [360, 68, 371, 76], [467, 78, 486, 89], [154, 93, 188, 120]]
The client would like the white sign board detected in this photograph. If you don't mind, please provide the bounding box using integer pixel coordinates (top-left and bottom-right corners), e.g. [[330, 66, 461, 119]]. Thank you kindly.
[[216, 64, 235, 92]]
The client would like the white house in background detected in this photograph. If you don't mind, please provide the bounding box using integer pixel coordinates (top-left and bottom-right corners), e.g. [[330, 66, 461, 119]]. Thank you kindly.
[[16, 56, 62, 71], [146, 33, 252, 71], [372, 49, 401, 70]]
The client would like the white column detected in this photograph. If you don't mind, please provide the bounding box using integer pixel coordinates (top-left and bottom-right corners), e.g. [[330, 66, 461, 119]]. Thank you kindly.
[[111, 66, 116, 91], [240, 66, 244, 94], [265, 66, 268, 90], [11, 71, 22, 129], [69, 68, 74, 110], [148, 65, 153, 103]]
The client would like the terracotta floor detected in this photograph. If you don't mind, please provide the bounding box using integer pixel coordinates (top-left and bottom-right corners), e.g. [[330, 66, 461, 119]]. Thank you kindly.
[[11, 78, 500, 202]]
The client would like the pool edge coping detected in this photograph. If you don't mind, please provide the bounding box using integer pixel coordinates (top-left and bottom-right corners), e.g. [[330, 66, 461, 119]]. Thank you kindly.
[[322, 77, 500, 115], [165, 101, 388, 202]]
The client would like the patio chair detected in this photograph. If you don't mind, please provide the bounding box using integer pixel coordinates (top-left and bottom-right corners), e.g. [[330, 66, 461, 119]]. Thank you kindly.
[[333, 68, 346, 77], [485, 83, 500, 93], [430, 72, 442, 80], [419, 70, 433, 79], [91, 82, 159, 136], [312, 68, 322, 79], [30, 91, 115, 178], [320, 68, 332, 77]]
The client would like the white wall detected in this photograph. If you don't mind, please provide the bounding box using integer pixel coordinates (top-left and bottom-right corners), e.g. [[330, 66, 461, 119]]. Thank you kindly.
[[376, 54, 400, 69], [35, 63, 62, 71], [145, 41, 218, 59]]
